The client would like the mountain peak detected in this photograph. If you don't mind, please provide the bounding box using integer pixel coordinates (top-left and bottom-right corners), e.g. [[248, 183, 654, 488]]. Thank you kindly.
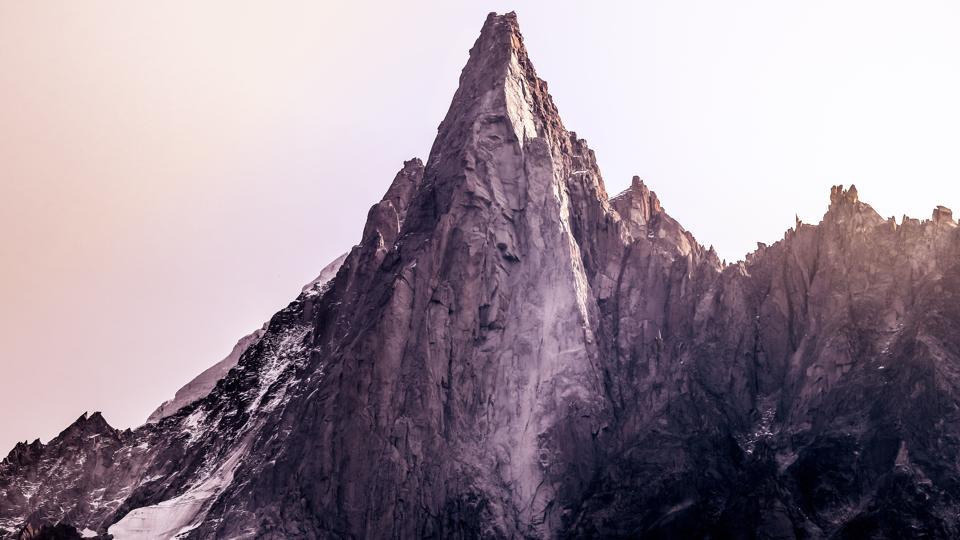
[[472, 11, 524, 79], [932, 204, 955, 225], [450, 11, 528, 104], [481, 11, 520, 39], [59, 411, 113, 439], [9, 12, 960, 540], [829, 183, 859, 207], [824, 183, 883, 228], [610, 176, 664, 234], [428, 11, 563, 166]]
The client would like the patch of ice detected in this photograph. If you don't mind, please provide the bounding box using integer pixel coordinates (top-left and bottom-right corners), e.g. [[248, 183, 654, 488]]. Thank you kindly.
[[108, 440, 247, 540], [80, 528, 98, 538]]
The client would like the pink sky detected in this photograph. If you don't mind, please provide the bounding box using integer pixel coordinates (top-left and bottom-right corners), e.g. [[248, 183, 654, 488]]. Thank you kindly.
[[3, 1, 960, 453]]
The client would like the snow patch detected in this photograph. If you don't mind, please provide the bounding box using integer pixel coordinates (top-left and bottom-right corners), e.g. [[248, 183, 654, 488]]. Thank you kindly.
[[241, 326, 310, 415], [301, 252, 348, 296], [108, 441, 247, 540], [181, 407, 207, 436]]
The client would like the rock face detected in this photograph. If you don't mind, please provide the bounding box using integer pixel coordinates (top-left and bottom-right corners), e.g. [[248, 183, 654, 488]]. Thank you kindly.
[[4, 11, 960, 539]]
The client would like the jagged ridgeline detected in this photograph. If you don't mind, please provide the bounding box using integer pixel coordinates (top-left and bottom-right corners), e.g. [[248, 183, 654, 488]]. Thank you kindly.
[[4, 11, 960, 540]]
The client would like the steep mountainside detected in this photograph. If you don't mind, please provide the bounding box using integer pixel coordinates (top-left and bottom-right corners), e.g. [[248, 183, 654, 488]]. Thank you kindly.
[[146, 254, 348, 425], [146, 328, 267, 425], [3, 12, 960, 539]]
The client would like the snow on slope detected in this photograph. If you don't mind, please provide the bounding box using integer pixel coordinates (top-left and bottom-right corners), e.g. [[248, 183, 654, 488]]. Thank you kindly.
[[301, 252, 348, 294], [146, 253, 347, 424], [104, 254, 349, 538], [108, 439, 249, 539], [146, 328, 266, 423], [110, 318, 317, 539]]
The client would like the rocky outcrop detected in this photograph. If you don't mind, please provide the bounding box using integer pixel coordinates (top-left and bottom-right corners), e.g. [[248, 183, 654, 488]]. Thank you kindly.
[[3, 11, 960, 539], [932, 205, 955, 225], [0, 413, 126, 537]]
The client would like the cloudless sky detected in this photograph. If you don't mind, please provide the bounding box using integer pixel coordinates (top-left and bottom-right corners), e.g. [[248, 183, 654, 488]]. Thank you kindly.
[[2, 1, 960, 453]]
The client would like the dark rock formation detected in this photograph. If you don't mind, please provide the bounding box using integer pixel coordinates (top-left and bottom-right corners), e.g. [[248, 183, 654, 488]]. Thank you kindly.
[[3, 11, 960, 539]]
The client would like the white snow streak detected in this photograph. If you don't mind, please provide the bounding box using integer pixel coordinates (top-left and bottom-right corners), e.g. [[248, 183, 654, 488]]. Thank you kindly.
[[109, 323, 312, 539], [108, 442, 246, 540]]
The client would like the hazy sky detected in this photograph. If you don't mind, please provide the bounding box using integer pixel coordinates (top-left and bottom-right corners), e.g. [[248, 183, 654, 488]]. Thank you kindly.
[[2, 1, 960, 453]]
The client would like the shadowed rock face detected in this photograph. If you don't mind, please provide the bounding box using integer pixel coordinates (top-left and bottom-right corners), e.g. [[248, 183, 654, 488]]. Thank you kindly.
[[3, 11, 960, 540]]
